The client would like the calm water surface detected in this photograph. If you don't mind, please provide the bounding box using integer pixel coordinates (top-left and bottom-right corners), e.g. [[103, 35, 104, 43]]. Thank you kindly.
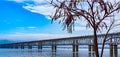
[[0, 48, 120, 57]]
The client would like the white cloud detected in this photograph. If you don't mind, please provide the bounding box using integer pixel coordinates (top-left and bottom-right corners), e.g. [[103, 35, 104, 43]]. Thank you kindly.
[[32, 0, 46, 4], [7, 0, 25, 3], [7, 0, 55, 19], [27, 26, 36, 29], [16, 26, 37, 29], [74, 26, 92, 31], [23, 5, 54, 16]]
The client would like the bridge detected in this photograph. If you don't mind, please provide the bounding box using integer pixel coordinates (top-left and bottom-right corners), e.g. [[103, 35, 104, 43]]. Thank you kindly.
[[0, 32, 120, 57]]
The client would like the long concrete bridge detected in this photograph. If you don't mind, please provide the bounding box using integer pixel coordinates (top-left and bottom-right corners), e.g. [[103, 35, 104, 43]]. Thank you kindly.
[[0, 32, 120, 57]]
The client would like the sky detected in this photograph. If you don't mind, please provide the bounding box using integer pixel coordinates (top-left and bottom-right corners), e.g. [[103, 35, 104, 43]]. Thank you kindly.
[[0, 0, 119, 41]]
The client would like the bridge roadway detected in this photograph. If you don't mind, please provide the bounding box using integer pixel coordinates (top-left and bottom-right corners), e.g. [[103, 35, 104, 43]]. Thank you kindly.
[[0, 32, 120, 57]]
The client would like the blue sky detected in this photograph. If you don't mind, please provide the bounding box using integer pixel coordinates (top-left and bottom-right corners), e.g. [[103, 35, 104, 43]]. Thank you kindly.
[[0, 1, 48, 32], [0, 0, 88, 41], [0, 0, 119, 41]]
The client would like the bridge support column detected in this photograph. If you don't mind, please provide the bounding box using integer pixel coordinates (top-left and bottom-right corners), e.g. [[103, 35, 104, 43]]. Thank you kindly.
[[9, 45, 13, 48], [52, 45, 57, 52], [114, 45, 118, 57], [73, 40, 78, 52], [73, 51, 78, 57], [72, 40, 78, 57], [21, 44, 24, 49], [15, 45, 18, 49], [110, 44, 113, 57], [21, 46, 24, 49], [88, 45, 95, 57], [91, 45, 95, 57], [28, 44, 32, 49], [88, 45, 91, 56], [38, 44, 42, 50], [73, 45, 78, 52]]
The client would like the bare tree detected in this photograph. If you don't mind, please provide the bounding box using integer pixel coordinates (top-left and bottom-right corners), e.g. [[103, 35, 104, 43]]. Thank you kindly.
[[48, 0, 120, 57]]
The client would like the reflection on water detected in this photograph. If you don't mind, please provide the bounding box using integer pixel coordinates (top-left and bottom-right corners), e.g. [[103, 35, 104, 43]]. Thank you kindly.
[[0, 48, 120, 57]]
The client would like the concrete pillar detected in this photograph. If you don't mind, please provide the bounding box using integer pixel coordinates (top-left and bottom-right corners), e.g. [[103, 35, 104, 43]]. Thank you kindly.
[[73, 40, 78, 57], [114, 45, 118, 57], [110, 44, 113, 57], [15, 46, 18, 49], [10, 45, 14, 49], [52, 45, 57, 52], [73, 52, 78, 57], [88, 45, 95, 57], [15, 45, 18, 49], [76, 45, 79, 52], [73, 45, 75, 52], [11, 44, 15, 49], [73, 45, 79, 52], [28, 44, 32, 49], [21, 44, 24, 49], [91, 45, 95, 57], [38, 44, 42, 49], [73, 40, 79, 52], [21, 46, 24, 49], [88, 45, 92, 57]]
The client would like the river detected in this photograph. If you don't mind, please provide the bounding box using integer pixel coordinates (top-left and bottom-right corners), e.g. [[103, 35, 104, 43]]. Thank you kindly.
[[0, 48, 119, 57]]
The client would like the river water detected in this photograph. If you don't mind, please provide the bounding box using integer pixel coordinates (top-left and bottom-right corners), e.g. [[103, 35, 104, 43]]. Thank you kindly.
[[0, 48, 120, 57]]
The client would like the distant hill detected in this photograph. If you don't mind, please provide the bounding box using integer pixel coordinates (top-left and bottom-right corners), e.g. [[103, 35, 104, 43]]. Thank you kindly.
[[0, 40, 15, 44]]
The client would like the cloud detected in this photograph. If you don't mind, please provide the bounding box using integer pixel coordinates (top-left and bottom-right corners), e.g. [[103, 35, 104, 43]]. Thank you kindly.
[[74, 26, 92, 31], [7, 0, 25, 3], [32, 0, 46, 4], [16, 26, 37, 29], [8, 0, 55, 19], [23, 4, 54, 16], [27, 26, 36, 29], [8, 26, 38, 34]]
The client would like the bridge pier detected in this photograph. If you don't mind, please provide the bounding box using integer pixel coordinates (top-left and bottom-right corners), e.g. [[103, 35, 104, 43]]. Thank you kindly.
[[88, 45, 95, 57], [20, 44, 24, 49], [114, 45, 118, 57], [73, 51, 78, 57], [15, 45, 18, 49], [109, 44, 113, 57], [109, 37, 118, 57], [73, 40, 78, 52], [52, 45, 57, 52], [88, 45, 91, 57], [10, 45, 13, 48], [73, 44, 78, 52], [72, 44, 79, 57], [15, 46, 18, 49], [88, 45, 91, 52], [38, 44, 42, 49], [28, 44, 32, 49]]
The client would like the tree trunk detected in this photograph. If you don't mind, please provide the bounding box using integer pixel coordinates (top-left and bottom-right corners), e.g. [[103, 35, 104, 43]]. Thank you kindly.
[[100, 39, 106, 57], [94, 30, 99, 57]]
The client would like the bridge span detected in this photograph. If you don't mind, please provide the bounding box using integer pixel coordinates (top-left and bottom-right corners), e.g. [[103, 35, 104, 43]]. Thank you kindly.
[[0, 32, 120, 57]]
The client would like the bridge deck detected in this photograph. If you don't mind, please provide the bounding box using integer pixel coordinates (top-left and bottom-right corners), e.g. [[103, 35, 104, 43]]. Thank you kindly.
[[0, 32, 120, 48]]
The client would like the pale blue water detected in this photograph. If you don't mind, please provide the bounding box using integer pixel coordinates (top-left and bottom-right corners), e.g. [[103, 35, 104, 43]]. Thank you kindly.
[[0, 48, 120, 57]]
